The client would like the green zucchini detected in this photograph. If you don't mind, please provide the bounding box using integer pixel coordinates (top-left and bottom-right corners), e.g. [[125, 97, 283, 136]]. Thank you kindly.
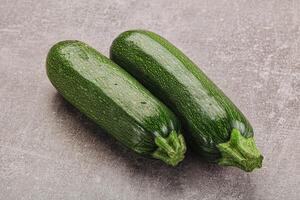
[[110, 30, 263, 172], [46, 40, 186, 166]]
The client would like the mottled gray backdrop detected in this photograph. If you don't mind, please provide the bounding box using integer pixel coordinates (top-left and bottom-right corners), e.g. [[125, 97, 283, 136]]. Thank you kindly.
[[0, 0, 299, 200]]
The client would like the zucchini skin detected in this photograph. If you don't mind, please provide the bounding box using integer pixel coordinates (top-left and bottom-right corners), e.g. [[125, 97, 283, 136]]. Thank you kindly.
[[110, 30, 263, 171], [46, 40, 186, 165]]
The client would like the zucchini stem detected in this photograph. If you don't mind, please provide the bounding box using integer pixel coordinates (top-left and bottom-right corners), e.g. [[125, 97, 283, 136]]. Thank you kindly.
[[152, 131, 186, 166], [217, 129, 263, 172]]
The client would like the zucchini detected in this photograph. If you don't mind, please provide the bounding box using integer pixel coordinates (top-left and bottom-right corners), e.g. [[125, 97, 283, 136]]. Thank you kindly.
[[46, 40, 186, 166], [110, 30, 263, 172]]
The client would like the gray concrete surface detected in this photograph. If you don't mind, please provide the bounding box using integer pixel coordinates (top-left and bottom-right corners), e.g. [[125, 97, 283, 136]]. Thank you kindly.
[[0, 0, 299, 199]]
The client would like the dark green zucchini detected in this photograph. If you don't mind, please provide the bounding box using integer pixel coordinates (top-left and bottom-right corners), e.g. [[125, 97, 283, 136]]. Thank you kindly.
[[46, 40, 186, 166], [110, 30, 263, 172]]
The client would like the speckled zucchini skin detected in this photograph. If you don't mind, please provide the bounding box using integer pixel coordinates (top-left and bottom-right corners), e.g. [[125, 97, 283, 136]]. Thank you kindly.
[[110, 30, 254, 161], [46, 40, 182, 157]]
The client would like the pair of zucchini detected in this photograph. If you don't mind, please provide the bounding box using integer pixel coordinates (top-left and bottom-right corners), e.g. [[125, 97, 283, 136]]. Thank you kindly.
[[46, 30, 263, 171]]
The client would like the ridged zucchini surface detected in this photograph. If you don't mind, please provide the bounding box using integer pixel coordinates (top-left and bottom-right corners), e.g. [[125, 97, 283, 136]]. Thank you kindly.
[[46, 40, 186, 166], [110, 30, 263, 171]]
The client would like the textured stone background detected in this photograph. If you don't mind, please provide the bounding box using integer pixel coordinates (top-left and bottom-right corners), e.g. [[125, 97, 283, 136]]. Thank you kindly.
[[0, 0, 299, 199]]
